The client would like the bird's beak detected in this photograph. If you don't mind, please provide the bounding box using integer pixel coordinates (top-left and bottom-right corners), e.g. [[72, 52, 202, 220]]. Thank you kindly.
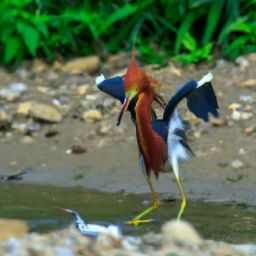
[[117, 91, 137, 126]]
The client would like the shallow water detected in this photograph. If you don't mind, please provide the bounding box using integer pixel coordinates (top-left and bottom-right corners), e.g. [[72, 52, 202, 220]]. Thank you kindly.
[[0, 183, 256, 244]]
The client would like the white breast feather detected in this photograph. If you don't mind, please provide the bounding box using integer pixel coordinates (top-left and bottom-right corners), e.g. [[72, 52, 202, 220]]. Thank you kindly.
[[167, 109, 190, 161]]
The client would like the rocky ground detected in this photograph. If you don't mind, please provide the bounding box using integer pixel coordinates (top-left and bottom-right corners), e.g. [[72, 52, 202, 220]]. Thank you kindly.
[[0, 52, 256, 254], [0, 52, 255, 203], [1, 218, 256, 256]]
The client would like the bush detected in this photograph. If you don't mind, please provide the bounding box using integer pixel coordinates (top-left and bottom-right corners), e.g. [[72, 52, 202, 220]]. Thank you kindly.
[[0, 0, 255, 66]]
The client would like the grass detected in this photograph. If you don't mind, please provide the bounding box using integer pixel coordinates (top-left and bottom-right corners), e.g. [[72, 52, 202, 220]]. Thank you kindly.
[[0, 0, 255, 66]]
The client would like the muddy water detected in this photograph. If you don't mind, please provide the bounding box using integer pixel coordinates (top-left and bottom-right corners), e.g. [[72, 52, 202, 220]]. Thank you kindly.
[[0, 183, 256, 244]]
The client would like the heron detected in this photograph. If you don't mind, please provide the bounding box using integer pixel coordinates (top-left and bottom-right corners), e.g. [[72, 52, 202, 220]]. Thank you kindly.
[[96, 54, 219, 225]]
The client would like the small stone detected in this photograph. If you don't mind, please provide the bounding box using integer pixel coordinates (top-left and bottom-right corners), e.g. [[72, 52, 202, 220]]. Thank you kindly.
[[239, 95, 253, 103], [21, 136, 34, 144], [45, 127, 59, 137], [71, 144, 87, 154], [17, 101, 33, 116], [162, 220, 202, 246], [0, 90, 20, 102], [210, 118, 225, 127], [10, 83, 27, 93], [239, 148, 246, 155], [30, 103, 62, 123], [228, 103, 241, 110], [33, 59, 47, 73], [0, 111, 11, 127], [235, 56, 249, 69], [97, 123, 112, 135], [82, 110, 102, 123], [216, 59, 227, 68], [37, 86, 49, 94], [86, 94, 98, 101], [247, 53, 256, 62], [231, 159, 244, 169], [240, 79, 256, 88], [0, 219, 28, 240], [63, 56, 101, 74], [77, 85, 88, 96], [231, 110, 252, 121], [169, 65, 182, 77], [244, 126, 255, 136], [193, 131, 201, 138]]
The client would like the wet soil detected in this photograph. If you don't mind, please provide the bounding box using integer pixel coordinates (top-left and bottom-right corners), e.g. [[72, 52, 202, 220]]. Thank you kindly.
[[1, 183, 256, 244], [0, 54, 255, 208]]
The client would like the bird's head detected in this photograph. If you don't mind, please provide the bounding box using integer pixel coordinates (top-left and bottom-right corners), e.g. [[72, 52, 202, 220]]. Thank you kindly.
[[117, 51, 160, 125]]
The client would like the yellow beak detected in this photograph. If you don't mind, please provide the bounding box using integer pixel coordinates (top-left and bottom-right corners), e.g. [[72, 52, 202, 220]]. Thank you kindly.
[[117, 91, 137, 126]]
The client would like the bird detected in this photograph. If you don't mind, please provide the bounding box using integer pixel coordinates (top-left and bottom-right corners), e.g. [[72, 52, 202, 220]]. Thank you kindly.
[[96, 54, 219, 225], [55, 206, 121, 238]]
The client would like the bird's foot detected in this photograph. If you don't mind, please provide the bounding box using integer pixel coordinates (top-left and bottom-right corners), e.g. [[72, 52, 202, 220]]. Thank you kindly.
[[126, 219, 156, 226]]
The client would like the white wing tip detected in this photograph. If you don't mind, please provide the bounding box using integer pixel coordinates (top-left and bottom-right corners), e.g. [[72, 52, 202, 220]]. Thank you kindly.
[[197, 72, 213, 87], [95, 74, 105, 85]]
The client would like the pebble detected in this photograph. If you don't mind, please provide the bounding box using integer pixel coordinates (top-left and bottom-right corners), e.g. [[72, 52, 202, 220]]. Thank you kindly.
[[0, 219, 28, 241], [30, 103, 62, 123], [231, 110, 252, 121], [82, 110, 102, 123], [62, 56, 101, 74], [17, 101, 33, 116], [240, 79, 256, 88], [169, 65, 182, 77], [71, 144, 87, 154], [228, 103, 241, 110], [239, 95, 254, 103], [0, 111, 11, 127], [244, 126, 255, 136], [231, 159, 244, 169], [97, 123, 112, 135], [21, 136, 34, 144], [77, 85, 88, 96], [162, 220, 202, 246], [235, 56, 249, 69], [45, 127, 59, 137]]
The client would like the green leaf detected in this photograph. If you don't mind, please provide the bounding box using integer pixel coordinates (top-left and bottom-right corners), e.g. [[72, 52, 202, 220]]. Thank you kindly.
[[20, 24, 40, 56], [202, 0, 225, 44], [182, 32, 197, 51], [4, 36, 22, 63], [175, 12, 194, 54], [98, 0, 153, 36]]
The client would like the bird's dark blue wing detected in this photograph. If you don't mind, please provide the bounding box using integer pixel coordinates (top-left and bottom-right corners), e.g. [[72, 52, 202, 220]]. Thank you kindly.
[[187, 82, 219, 122], [163, 80, 197, 121], [152, 120, 169, 142], [97, 76, 125, 103], [163, 79, 219, 122]]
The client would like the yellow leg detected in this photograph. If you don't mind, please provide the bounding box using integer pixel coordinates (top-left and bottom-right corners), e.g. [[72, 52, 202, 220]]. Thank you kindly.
[[176, 176, 186, 220], [127, 177, 160, 226]]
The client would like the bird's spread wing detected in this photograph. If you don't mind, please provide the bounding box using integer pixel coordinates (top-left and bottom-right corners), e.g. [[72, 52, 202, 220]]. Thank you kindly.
[[187, 81, 219, 121], [96, 75, 125, 103], [167, 109, 194, 161], [163, 73, 219, 122]]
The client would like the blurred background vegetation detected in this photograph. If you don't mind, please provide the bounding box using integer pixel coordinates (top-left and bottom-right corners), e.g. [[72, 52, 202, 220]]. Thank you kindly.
[[0, 0, 255, 66]]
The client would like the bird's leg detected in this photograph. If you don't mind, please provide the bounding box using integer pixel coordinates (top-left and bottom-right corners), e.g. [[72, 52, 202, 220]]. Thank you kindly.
[[127, 177, 160, 226], [176, 176, 186, 220], [171, 156, 186, 220]]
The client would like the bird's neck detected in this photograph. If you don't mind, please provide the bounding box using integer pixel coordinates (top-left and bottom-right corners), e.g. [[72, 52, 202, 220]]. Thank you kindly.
[[135, 88, 166, 177]]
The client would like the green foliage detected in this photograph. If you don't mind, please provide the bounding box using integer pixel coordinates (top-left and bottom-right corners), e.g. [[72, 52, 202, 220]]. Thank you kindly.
[[0, 0, 255, 66]]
